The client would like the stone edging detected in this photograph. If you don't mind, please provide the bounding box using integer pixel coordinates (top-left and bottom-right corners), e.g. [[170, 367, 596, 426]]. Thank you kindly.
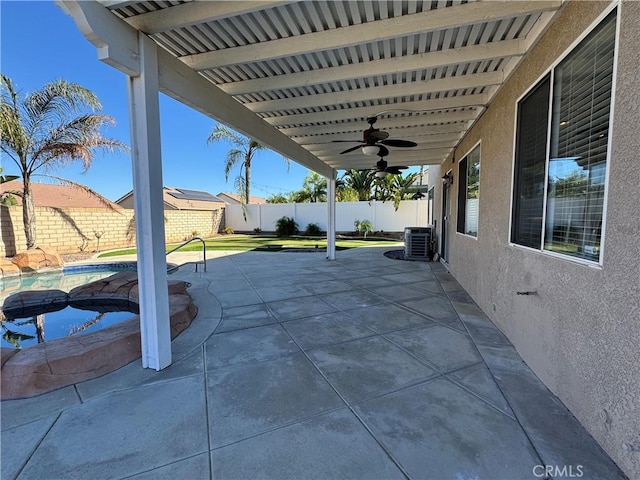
[[0, 272, 197, 400]]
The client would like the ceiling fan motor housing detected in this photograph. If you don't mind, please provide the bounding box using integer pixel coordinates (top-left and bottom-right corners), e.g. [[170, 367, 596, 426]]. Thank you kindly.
[[364, 128, 388, 143]]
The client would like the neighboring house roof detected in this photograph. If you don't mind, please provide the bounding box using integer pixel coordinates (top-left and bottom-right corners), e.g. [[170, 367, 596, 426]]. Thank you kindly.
[[0, 180, 121, 209], [216, 192, 267, 204], [115, 186, 224, 210]]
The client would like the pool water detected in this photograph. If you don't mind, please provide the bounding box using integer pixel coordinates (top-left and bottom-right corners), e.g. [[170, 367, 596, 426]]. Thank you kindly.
[[0, 263, 137, 304], [0, 263, 140, 348], [2, 306, 136, 349]]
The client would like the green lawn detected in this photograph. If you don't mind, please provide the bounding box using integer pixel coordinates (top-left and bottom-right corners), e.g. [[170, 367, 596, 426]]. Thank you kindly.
[[97, 235, 401, 258]]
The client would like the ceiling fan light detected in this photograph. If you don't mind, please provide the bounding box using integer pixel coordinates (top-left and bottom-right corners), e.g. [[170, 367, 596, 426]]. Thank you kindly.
[[362, 145, 380, 155], [375, 170, 387, 178]]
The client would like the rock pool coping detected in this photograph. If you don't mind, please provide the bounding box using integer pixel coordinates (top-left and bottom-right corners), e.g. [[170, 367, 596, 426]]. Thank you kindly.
[[0, 272, 197, 400]]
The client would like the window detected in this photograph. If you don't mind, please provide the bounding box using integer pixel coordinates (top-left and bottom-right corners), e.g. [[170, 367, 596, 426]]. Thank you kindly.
[[511, 9, 616, 263], [512, 76, 550, 248], [457, 144, 480, 237]]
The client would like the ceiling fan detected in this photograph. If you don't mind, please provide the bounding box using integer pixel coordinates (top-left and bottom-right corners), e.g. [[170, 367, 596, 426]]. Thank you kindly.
[[332, 116, 418, 155], [373, 157, 408, 178]]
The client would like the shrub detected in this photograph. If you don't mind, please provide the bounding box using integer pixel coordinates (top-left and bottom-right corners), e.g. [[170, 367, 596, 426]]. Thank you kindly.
[[223, 226, 234, 235], [275, 216, 299, 237], [253, 227, 262, 234], [354, 219, 373, 238], [305, 223, 322, 236]]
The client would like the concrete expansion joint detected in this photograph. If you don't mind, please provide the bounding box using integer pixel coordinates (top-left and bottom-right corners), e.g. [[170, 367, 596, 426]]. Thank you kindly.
[[13, 412, 63, 480]]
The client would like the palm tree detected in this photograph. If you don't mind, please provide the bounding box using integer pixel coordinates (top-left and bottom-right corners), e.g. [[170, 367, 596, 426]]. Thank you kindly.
[[266, 193, 292, 203], [342, 169, 375, 201], [292, 171, 327, 203], [373, 174, 395, 202], [207, 124, 289, 205], [0, 165, 19, 205], [371, 171, 419, 209], [303, 171, 327, 202], [335, 177, 359, 202], [390, 172, 419, 210], [0, 75, 126, 250]]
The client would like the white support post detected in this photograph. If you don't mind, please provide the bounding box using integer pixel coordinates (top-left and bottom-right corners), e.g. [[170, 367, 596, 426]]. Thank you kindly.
[[128, 33, 172, 370], [327, 173, 336, 260]]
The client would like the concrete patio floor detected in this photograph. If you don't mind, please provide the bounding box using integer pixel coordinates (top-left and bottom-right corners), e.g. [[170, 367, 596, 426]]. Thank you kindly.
[[1, 246, 627, 480]]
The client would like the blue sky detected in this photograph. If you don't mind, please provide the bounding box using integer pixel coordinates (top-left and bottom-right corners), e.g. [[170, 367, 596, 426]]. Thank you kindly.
[[0, 1, 311, 201]]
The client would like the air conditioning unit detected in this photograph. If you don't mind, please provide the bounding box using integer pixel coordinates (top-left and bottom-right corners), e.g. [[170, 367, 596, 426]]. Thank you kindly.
[[404, 227, 433, 260]]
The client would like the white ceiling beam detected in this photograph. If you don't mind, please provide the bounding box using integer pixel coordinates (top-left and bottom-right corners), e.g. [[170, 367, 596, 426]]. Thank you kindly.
[[263, 94, 489, 127], [60, 0, 334, 178], [58, 0, 140, 76], [309, 139, 459, 155], [474, 10, 562, 140], [321, 158, 451, 171], [246, 71, 503, 113], [98, 0, 139, 7], [324, 147, 454, 159], [330, 151, 450, 162], [327, 155, 448, 170], [309, 139, 459, 152], [221, 39, 526, 96], [317, 151, 458, 167], [319, 148, 452, 161], [301, 129, 465, 146], [182, 0, 561, 70], [488, 10, 562, 105], [157, 51, 333, 177], [306, 132, 462, 149], [125, 1, 289, 34], [280, 110, 480, 137], [295, 124, 469, 145]]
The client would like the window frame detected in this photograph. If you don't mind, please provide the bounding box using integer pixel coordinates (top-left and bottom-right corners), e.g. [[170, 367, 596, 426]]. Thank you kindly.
[[508, 4, 619, 268], [456, 140, 481, 239]]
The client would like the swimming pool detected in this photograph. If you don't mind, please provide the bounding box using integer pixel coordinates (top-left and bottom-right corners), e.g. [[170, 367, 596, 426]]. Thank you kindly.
[[1, 305, 137, 349], [0, 263, 141, 349], [0, 262, 137, 304], [1, 266, 197, 399]]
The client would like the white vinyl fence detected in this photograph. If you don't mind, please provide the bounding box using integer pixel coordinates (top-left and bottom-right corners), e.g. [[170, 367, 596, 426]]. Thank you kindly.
[[225, 200, 429, 233]]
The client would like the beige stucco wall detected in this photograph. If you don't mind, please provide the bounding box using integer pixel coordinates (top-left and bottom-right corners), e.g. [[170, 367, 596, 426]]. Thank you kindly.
[[434, 1, 639, 477], [1, 205, 224, 256]]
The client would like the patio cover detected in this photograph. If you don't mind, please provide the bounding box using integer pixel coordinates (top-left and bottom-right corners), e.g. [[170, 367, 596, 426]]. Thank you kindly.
[[57, 0, 564, 369]]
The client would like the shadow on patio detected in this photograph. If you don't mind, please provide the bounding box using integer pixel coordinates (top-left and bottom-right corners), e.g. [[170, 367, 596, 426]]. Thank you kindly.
[[0, 247, 626, 479]]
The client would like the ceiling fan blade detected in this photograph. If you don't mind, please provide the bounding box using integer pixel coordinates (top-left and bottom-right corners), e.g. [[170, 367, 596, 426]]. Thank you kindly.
[[386, 166, 408, 174], [339, 144, 365, 154], [380, 139, 418, 148], [378, 145, 389, 157]]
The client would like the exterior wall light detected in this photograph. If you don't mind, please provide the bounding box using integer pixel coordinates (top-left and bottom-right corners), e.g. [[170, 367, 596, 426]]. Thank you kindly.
[[441, 172, 454, 185]]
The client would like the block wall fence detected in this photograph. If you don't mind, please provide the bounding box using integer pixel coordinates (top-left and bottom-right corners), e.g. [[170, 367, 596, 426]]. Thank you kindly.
[[0, 206, 224, 257]]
